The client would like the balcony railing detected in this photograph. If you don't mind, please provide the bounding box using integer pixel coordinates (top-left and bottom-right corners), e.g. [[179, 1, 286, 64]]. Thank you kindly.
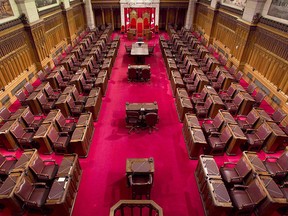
[[110, 200, 163, 216]]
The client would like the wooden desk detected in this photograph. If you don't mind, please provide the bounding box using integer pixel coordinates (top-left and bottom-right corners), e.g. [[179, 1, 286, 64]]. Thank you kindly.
[[55, 94, 71, 118], [263, 122, 288, 153], [46, 72, 61, 90], [126, 158, 155, 186], [8, 107, 28, 122], [85, 94, 102, 121], [201, 179, 232, 216], [46, 177, 77, 216], [26, 91, 43, 115], [171, 77, 185, 97], [126, 102, 158, 114], [218, 109, 237, 126], [257, 175, 287, 216], [131, 43, 149, 64], [33, 123, 54, 154], [196, 74, 209, 93], [225, 124, 247, 155], [60, 55, 74, 72], [43, 109, 62, 130], [11, 149, 38, 173], [95, 70, 108, 96], [101, 58, 112, 78], [208, 95, 225, 118], [237, 92, 255, 115], [175, 97, 193, 122], [0, 120, 18, 151], [71, 45, 82, 60], [186, 128, 207, 159], [70, 74, 84, 94], [195, 155, 221, 193], [70, 126, 93, 157], [221, 72, 235, 90], [0, 172, 25, 215]]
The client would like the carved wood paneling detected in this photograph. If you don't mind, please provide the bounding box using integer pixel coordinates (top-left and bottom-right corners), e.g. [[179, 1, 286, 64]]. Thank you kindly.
[[0, 27, 34, 88]]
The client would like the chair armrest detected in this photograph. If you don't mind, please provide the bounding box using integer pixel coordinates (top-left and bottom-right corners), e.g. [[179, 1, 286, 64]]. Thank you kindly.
[[264, 156, 278, 162], [203, 118, 212, 123], [222, 162, 237, 167], [24, 127, 36, 132], [245, 129, 256, 134], [33, 182, 47, 187], [67, 117, 76, 122], [59, 131, 70, 136], [240, 203, 255, 210], [43, 159, 56, 164], [232, 185, 248, 190], [209, 132, 221, 137]]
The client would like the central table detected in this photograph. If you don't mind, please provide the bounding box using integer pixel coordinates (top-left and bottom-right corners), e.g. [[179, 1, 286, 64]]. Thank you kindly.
[[131, 42, 149, 64]]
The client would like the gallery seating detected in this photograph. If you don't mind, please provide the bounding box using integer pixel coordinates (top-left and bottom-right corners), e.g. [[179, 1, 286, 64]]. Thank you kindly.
[[263, 150, 288, 184], [244, 123, 272, 152], [29, 156, 58, 182], [9, 121, 36, 149], [14, 177, 49, 211], [220, 158, 252, 187]]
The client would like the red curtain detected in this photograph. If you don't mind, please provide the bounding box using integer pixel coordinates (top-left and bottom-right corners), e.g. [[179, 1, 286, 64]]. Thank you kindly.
[[124, 8, 155, 31]]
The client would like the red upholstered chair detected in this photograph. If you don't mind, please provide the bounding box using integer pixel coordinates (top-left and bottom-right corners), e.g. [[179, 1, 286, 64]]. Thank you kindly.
[[191, 90, 207, 105], [245, 82, 257, 95], [15, 90, 28, 106], [264, 150, 288, 184], [142, 67, 151, 81], [43, 65, 52, 76], [236, 109, 260, 131], [9, 121, 36, 149], [0, 154, 17, 177], [71, 86, 87, 105], [271, 108, 286, 125], [145, 112, 159, 134], [206, 67, 222, 82], [186, 76, 201, 95], [253, 90, 266, 107], [37, 70, 47, 82], [58, 66, 73, 81], [202, 112, 224, 136], [81, 68, 96, 84], [67, 95, 84, 117], [0, 107, 12, 124], [37, 92, 56, 115], [229, 178, 267, 215], [211, 73, 225, 92], [43, 83, 61, 101], [47, 125, 71, 154], [14, 177, 49, 210], [29, 156, 58, 182], [24, 83, 34, 95], [128, 66, 137, 82], [219, 86, 237, 102], [128, 174, 153, 199], [55, 72, 69, 91], [224, 93, 244, 116], [79, 75, 94, 93], [244, 123, 271, 152], [21, 108, 43, 130], [234, 71, 243, 82], [71, 54, 82, 67], [220, 158, 252, 186], [126, 110, 141, 134], [55, 111, 76, 135], [206, 127, 232, 155], [228, 65, 238, 76], [195, 97, 213, 119], [137, 18, 144, 37]]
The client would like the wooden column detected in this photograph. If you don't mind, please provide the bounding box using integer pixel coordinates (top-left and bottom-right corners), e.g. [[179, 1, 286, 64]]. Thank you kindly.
[[175, 8, 179, 27], [111, 8, 114, 31], [165, 8, 170, 31], [101, 8, 105, 25]]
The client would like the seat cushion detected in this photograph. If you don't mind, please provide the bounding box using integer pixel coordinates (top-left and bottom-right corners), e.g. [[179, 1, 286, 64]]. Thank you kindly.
[[230, 190, 252, 209], [202, 123, 216, 134], [29, 188, 49, 207], [220, 167, 241, 184], [264, 161, 282, 176], [41, 165, 58, 180], [208, 137, 225, 149]]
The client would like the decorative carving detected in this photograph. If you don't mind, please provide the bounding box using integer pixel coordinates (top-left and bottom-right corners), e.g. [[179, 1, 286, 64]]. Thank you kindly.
[[20, 13, 29, 25], [252, 13, 260, 24], [38, 5, 62, 17], [218, 4, 244, 16], [0, 18, 22, 31], [259, 17, 288, 33]]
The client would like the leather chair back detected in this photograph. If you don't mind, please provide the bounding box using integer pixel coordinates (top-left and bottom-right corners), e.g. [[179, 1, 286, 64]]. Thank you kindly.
[[272, 108, 286, 124], [233, 94, 244, 107], [67, 95, 76, 110], [44, 84, 54, 96], [256, 123, 271, 141], [235, 71, 243, 82], [246, 82, 256, 95], [30, 156, 44, 174], [255, 90, 266, 104], [142, 68, 150, 80], [15, 90, 26, 102], [128, 67, 137, 80], [37, 92, 48, 104], [145, 113, 158, 127], [278, 150, 288, 170], [213, 114, 224, 129], [235, 158, 251, 178], [43, 65, 51, 75], [229, 65, 237, 75], [10, 122, 25, 139], [226, 86, 235, 97], [220, 127, 232, 143], [47, 126, 59, 144], [247, 110, 259, 126], [0, 107, 11, 121], [24, 83, 34, 95], [15, 177, 32, 202], [22, 109, 34, 125], [247, 179, 266, 204], [56, 112, 66, 128], [126, 111, 140, 124], [37, 70, 46, 82]]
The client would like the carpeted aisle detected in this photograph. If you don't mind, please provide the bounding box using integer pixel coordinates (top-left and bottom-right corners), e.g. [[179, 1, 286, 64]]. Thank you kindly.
[[71, 33, 205, 216]]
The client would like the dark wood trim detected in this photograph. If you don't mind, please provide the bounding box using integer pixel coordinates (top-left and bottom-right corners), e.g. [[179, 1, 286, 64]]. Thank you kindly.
[[198, 0, 211, 5], [259, 17, 288, 33], [92, 3, 120, 9], [70, 0, 83, 6], [219, 4, 243, 16], [38, 5, 62, 16], [0, 18, 22, 31]]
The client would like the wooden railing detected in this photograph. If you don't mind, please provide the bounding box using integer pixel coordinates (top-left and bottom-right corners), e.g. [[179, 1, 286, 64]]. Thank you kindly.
[[110, 200, 163, 216]]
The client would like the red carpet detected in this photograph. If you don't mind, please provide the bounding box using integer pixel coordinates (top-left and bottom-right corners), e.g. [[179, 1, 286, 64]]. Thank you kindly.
[[0, 32, 284, 216]]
